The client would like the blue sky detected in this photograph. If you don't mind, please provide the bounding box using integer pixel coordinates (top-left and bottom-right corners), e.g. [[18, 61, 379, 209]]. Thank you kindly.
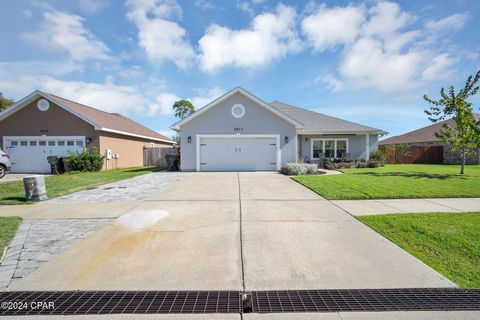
[[0, 0, 479, 139]]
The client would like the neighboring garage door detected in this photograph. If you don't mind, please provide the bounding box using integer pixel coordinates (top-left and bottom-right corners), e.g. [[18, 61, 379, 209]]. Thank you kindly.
[[198, 135, 279, 171], [3, 136, 85, 173]]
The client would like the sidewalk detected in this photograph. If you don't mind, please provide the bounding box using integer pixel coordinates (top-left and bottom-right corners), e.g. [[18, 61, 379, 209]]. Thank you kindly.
[[332, 198, 480, 216]]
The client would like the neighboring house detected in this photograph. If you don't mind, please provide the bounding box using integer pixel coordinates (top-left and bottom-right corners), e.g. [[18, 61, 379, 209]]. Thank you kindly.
[[171, 87, 387, 171], [0, 91, 174, 173], [379, 114, 480, 165]]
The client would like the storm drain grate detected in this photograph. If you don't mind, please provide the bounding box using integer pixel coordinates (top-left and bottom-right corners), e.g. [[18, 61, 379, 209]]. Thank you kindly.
[[0, 290, 242, 315], [251, 288, 480, 313]]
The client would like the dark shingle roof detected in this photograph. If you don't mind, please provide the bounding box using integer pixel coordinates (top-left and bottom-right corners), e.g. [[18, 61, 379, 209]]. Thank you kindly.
[[270, 101, 385, 133], [45, 93, 172, 142], [379, 114, 480, 145]]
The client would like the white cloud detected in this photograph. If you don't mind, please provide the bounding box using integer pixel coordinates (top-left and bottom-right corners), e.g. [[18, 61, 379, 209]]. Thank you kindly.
[[78, 0, 110, 14], [425, 13, 470, 32], [149, 92, 180, 116], [198, 4, 301, 72], [125, 0, 195, 68], [190, 87, 224, 108], [194, 0, 215, 10], [302, 1, 467, 92], [301, 4, 365, 52], [23, 10, 111, 61], [421, 53, 457, 81]]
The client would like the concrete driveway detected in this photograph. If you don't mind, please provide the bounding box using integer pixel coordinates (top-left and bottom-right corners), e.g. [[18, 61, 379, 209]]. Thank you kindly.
[[8, 172, 454, 291]]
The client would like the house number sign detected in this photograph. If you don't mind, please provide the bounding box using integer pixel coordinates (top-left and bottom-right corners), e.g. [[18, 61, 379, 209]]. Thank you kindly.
[[234, 127, 243, 132]]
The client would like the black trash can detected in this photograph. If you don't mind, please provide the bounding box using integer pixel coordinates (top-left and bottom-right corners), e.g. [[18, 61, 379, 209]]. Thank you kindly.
[[47, 156, 59, 174], [57, 157, 71, 174], [165, 154, 180, 171]]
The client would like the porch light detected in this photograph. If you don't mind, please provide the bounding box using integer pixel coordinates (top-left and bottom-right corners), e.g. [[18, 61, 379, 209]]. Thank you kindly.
[[187, 136, 192, 144], [86, 137, 92, 145], [284, 136, 289, 144]]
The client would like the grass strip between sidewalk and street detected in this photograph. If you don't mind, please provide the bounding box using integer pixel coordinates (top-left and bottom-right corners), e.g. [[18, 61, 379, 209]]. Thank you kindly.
[[0, 217, 22, 255], [0, 166, 165, 205], [358, 211, 480, 288]]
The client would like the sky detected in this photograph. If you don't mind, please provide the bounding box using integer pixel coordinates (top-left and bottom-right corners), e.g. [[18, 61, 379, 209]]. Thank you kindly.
[[0, 0, 479, 140]]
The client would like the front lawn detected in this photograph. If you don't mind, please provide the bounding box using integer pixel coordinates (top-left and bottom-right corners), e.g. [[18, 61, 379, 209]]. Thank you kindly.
[[0, 217, 22, 253], [0, 166, 165, 205], [293, 164, 480, 200], [358, 212, 480, 288]]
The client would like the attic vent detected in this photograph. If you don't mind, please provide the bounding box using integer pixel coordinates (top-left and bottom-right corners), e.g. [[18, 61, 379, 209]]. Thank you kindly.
[[232, 104, 245, 118], [37, 99, 50, 111]]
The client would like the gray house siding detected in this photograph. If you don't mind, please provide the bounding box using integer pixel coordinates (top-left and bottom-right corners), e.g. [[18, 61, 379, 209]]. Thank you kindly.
[[179, 93, 297, 171], [299, 134, 378, 161]]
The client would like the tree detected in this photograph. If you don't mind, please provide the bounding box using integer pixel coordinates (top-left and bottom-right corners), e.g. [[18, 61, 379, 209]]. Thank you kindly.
[[0, 93, 14, 112], [424, 70, 480, 174], [173, 100, 195, 120]]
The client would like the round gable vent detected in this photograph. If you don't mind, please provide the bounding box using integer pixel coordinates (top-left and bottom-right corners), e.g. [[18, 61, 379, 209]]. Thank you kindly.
[[231, 104, 245, 118], [37, 99, 50, 111]]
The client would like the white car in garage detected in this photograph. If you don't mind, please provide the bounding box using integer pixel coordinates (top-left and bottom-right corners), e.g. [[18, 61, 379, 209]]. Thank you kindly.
[[0, 148, 12, 178]]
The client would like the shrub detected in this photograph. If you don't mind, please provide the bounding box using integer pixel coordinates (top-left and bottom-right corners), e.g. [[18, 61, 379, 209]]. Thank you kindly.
[[370, 150, 387, 166], [68, 148, 105, 172], [280, 163, 318, 175], [367, 160, 381, 168]]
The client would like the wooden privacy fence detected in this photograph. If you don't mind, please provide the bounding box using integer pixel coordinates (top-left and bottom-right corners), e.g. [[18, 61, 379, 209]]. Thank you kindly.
[[379, 145, 444, 164], [143, 147, 175, 166]]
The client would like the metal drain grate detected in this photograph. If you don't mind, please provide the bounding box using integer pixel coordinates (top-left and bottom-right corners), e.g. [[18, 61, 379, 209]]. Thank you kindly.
[[0, 291, 242, 315], [251, 288, 480, 313]]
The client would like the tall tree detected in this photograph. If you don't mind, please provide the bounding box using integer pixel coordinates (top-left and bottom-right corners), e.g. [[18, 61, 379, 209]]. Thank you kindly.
[[173, 100, 195, 120], [0, 92, 14, 112], [424, 70, 480, 174]]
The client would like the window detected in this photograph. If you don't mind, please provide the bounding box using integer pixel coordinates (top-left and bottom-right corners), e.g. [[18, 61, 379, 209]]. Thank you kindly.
[[39, 141, 46, 146], [48, 141, 56, 146], [29, 141, 37, 146], [20, 141, 28, 146], [10, 141, 18, 147], [324, 140, 335, 158], [57, 141, 65, 146], [336, 140, 347, 158], [67, 141, 74, 146], [311, 138, 348, 159], [76, 140, 84, 146], [312, 140, 323, 158]]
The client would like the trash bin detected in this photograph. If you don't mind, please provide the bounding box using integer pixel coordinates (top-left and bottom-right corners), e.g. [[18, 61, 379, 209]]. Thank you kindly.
[[23, 175, 48, 202], [57, 157, 71, 174], [47, 156, 59, 174], [165, 154, 180, 171]]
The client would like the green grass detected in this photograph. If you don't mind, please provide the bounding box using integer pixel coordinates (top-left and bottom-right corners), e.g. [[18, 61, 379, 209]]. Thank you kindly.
[[358, 212, 480, 288], [292, 164, 480, 200], [0, 217, 22, 251], [0, 166, 165, 205]]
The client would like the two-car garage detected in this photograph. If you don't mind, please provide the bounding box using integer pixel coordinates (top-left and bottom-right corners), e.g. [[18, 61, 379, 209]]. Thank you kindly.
[[197, 135, 280, 172]]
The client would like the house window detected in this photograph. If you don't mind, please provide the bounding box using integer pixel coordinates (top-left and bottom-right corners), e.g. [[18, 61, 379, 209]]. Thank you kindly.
[[325, 140, 335, 158], [311, 138, 349, 159], [39, 141, 46, 146], [336, 140, 347, 158], [67, 141, 74, 146], [10, 141, 18, 147], [57, 141, 65, 146], [76, 140, 84, 146], [20, 141, 28, 146], [29, 141, 37, 146], [48, 141, 56, 146], [312, 140, 323, 158]]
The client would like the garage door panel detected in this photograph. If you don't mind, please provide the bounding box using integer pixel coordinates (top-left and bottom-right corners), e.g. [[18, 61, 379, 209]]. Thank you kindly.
[[199, 137, 277, 171]]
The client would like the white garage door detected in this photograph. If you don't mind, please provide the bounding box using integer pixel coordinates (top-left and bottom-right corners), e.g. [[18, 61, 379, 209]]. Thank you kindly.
[[198, 135, 279, 171], [3, 136, 85, 173]]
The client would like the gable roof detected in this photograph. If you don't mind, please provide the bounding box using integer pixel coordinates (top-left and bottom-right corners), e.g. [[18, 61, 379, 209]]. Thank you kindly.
[[0, 91, 173, 144], [170, 87, 304, 131], [379, 114, 480, 145], [271, 101, 387, 134]]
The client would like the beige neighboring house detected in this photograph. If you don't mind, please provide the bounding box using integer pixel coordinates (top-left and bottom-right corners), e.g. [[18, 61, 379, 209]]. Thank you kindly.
[[0, 90, 174, 173]]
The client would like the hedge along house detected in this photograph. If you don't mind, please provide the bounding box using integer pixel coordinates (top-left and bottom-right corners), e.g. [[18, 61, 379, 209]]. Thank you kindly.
[[0, 91, 174, 173], [171, 87, 387, 172]]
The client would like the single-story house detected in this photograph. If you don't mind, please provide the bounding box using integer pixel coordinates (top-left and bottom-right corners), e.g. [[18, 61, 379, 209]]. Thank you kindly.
[[171, 87, 387, 171], [379, 114, 480, 164], [0, 91, 174, 173]]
